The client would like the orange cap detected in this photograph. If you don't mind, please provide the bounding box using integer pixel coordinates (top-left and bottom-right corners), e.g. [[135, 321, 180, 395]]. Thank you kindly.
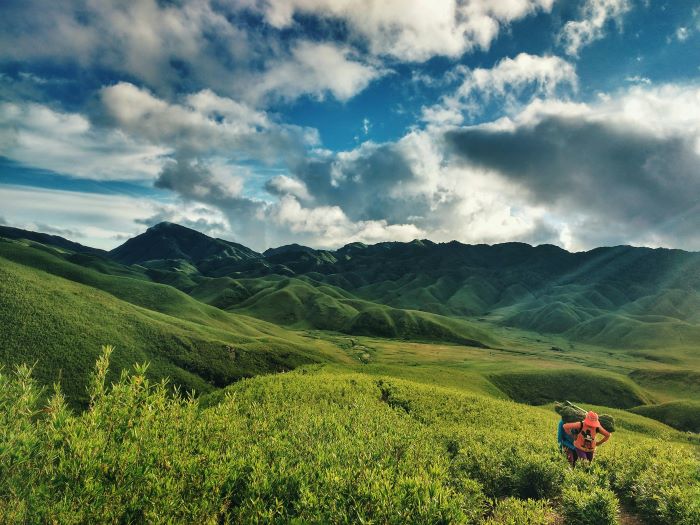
[[584, 411, 601, 428]]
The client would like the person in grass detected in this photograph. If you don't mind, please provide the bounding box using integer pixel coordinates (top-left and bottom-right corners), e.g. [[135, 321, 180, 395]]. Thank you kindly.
[[557, 418, 578, 467], [563, 411, 611, 464]]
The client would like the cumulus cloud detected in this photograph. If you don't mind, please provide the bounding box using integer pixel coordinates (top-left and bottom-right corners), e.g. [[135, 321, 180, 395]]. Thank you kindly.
[[251, 41, 385, 103], [0, 1, 383, 104], [284, 128, 556, 247], [445, 84, 700, 250], [559, 0, 632, 56], [238, 0, 554, 61], [0, 101, 167, 180], [266, 195, 425, 249], [100, 82, 315, 162], [422, 53, 577, 125], [265, 175, 313, 201]]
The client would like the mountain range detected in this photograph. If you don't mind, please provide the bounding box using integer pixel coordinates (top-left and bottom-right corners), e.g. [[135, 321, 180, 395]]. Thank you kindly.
[[1, 221, 699, 431]]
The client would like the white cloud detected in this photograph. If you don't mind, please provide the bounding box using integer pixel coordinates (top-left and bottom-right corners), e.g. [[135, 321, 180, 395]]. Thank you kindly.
[[676, 27, 690, 41], [265, 175, 313, 201], [559, 0, 632, 56], [456, 53, 578, 100], [0, 1, 385, 105], [239, 0, 554, 61], [100, 82, 315, 163], [0, 185, 160, 249], [625, 75, 651, 85], [444, 83, 700, 250], [422, 53, 577, 125], [0, 102, 167, 180], [251, 41, 384, 103], [267, 195, 424, 248]]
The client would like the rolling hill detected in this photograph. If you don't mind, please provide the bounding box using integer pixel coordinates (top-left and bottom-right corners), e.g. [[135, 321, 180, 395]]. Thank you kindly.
[[2, 223, 699, 523], [2, 223, 700, 431], [0, 237, 344, 407]]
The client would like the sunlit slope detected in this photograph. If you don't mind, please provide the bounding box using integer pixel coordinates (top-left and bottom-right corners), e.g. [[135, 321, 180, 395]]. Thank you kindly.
[[189, 274, 498, 346], [9, 359, 695, 524], [0, 249, 342, 406]]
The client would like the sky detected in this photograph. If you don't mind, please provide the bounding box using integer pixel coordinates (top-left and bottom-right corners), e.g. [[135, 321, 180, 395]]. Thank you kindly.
[[1, 0, 700, 252]]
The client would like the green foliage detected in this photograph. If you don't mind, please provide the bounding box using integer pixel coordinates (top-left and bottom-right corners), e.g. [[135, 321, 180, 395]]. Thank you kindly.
[[1, 351, 698, 524], [484, 498, 556, 525], [0, 248, 338, 407], [599, 443, 700, 525], [561, 484, 620, 525]]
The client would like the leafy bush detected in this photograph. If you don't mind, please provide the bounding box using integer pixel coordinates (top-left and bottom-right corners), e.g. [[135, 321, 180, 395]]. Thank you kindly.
[[1, 348, 698, 524], [484, 497, 556, 524], [562, 484, 620, 525]]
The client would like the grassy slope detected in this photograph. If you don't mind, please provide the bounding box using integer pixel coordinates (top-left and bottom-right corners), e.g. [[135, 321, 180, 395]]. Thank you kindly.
[[189, 274, 499, 347], [2, 233, 698, 433], [4, 359, 698, 524], [488, 369, 651, 408], [630, 401, 700, 433], [0, 245, 344, 406], [1, 232, 699, 521]]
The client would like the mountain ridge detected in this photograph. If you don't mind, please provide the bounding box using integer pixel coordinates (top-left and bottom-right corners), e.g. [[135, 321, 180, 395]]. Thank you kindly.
[[6, 221, 700, 350]]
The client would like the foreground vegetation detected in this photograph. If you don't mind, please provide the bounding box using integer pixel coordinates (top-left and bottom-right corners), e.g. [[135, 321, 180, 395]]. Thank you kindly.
[[2, 348, 698, 524]]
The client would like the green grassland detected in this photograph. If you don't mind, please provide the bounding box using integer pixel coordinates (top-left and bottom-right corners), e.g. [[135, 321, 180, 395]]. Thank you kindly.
[[189, 274, 499, 346], [1, 227, 700, 522], [0, 240, 346, 407], [2, 350, 698, 524]]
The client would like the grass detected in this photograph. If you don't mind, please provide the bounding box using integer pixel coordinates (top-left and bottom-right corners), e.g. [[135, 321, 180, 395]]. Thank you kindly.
[[1, 349, 698, 524], [1, 228, 700, 522], [488, 369, 652, 408], [190, 274, 499, 346], [0, 249, 345, 407], [630, 401, 700, 433]]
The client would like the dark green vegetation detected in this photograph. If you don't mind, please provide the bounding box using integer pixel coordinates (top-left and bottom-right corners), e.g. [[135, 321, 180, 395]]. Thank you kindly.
[[630, 401, 700, 433], [490, 369, 650, 408], [0, 237, 343, 407], [1, 223, 699, 522]]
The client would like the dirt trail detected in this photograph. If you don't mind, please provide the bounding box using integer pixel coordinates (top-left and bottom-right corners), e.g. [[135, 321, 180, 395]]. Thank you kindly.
[[619, 508, 645, 525]]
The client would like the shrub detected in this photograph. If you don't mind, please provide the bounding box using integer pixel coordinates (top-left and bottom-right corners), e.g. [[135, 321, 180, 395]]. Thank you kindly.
[[562, 484, 620, 525], [484, 497, 556, 524]]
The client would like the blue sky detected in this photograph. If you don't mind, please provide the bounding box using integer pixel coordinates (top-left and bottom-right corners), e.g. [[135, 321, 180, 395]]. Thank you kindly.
[[1, 0, 700, 251]]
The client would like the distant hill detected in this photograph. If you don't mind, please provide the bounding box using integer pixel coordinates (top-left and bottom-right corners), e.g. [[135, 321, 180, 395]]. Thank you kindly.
[[7, 222, 700, 349], [109, 222, 260, 265], [0, 225, 106, 256]]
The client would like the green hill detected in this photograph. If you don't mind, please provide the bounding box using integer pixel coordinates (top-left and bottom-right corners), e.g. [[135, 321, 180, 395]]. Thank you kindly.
[[189, 275, 496, 346], [109, 222, 260, 265], [488, 368, 651, 408], [630, 400, 700, 433], [0, 241, 342, 407]]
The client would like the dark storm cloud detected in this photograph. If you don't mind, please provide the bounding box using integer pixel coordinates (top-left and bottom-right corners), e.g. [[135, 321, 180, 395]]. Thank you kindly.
[[445, 116, 700, 243]]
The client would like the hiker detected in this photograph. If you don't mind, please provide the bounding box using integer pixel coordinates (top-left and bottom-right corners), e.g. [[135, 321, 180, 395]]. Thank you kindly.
[[557, 418, 578, 467], [563, 411, 610, 464]]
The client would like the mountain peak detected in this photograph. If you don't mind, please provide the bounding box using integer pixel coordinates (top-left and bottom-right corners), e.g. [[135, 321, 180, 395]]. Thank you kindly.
[[110, 222, 260, 265]]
